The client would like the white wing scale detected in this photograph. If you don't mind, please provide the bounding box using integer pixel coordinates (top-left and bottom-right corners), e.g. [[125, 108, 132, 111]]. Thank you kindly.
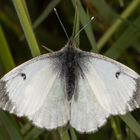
[[0, 54, 70, 129]]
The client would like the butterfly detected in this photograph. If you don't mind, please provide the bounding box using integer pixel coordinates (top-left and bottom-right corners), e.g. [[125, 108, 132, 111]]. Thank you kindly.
[[0, 38, 140, 133]]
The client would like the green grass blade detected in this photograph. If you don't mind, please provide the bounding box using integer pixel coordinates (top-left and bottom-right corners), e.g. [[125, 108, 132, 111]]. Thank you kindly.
[[0, 25, 15, 72], [127, 129, 137, 140], [24, 127, 44, 140], [33, 0, 60, 29], [21, 0, 31, 22], [70, 128, 77, 140], [72, 5, 80, 47], [97, 0, 140, 50], [111, 117, 122, 140], [20, 0, 60, 41], [20, 122, 32, 135], [91, 0, 118, 24], [0, 10, 22, 36], [120, 113, 140, 138], [58, 128, 70, 140], [12, 0, 40, 57], [0, 111, 23, 140], [71, 0, 97, 52], [105, 16, 140, 59]]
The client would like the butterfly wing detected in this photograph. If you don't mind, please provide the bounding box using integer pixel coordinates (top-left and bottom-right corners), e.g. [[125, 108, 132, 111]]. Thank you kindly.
[[70, 51, 140, 133], [0, 53, 70, 129], [79, 52, 140, 115], [70, 74, 109, 133]]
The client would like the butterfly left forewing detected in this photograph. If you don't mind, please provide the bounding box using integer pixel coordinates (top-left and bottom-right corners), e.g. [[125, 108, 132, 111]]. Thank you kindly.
[[79, 52, 140, 115]]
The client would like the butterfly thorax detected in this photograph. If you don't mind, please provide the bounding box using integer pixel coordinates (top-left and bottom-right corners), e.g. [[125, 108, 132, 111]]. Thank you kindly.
[[59, 45, 81, 101]]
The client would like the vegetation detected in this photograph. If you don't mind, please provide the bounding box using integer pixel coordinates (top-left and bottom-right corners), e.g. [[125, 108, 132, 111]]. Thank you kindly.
[[0, 0, 140, 140]]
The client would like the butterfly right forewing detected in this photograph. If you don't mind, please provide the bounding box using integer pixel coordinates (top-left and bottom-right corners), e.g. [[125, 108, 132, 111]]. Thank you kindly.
[[0, 52, 70, 129], [78, 52, 140, 115]]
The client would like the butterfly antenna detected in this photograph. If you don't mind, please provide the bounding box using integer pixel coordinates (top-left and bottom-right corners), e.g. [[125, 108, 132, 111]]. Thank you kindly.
[[74, 16, 94, 39], [54, 8, 69, 40]]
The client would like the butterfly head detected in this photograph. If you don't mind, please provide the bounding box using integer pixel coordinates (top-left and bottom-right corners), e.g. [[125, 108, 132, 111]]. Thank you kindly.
[[66, 37, 77, 48]]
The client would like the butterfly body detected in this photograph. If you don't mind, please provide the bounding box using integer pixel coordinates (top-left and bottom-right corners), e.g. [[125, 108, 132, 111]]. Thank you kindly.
[[0, 40, 140, 133], [58, 42, 83, 101]]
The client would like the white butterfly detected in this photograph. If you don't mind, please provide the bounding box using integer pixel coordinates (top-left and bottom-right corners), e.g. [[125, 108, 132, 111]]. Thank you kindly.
[[0, 39, 140, 133]]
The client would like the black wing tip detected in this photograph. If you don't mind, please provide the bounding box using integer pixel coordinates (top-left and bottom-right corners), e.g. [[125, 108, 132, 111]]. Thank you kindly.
[[0, 80, 8, 106], [136, 77, 140, 93], [134, 77, 140, 101], [127, 77, 140, 110], [134, 77, 140, 103], [0, 80, 15, 111]]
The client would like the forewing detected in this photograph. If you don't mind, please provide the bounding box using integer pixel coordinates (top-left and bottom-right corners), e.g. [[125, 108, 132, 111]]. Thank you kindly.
[[70, 75, 109, 133], [80, 52, 140, 115], [0, 54, 70, 129]]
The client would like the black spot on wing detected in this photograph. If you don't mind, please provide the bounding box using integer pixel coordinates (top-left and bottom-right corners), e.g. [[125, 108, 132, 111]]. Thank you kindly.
[[127, 77, 140, 110], [115, 71, 121, 79], [20, 73, 26, 80], [0, 80, 15, 112]]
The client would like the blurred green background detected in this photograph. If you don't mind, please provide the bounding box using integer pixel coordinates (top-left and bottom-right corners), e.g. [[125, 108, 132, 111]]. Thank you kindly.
[[0, 0, 140, 140]]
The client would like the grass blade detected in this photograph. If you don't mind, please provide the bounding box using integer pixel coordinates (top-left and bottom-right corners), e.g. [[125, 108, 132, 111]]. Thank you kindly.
[[33, 0, 60, 28], [72, 5, 80, 47], [110, 117, 122, 140], [0, 111, 23, 140], [91, 0, 118, 24], [0, 25, 15, 72], [0, 10, 22, 36], [12, 0, 40, 57], [24, 127, 44, 140], [70, 128, 77, 140], [105, 16, 140, 59], [71, 0, 97, 52], [97, 0, 140, 50], [120, 113, 140, 138], [58, 128, 70, 140]]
